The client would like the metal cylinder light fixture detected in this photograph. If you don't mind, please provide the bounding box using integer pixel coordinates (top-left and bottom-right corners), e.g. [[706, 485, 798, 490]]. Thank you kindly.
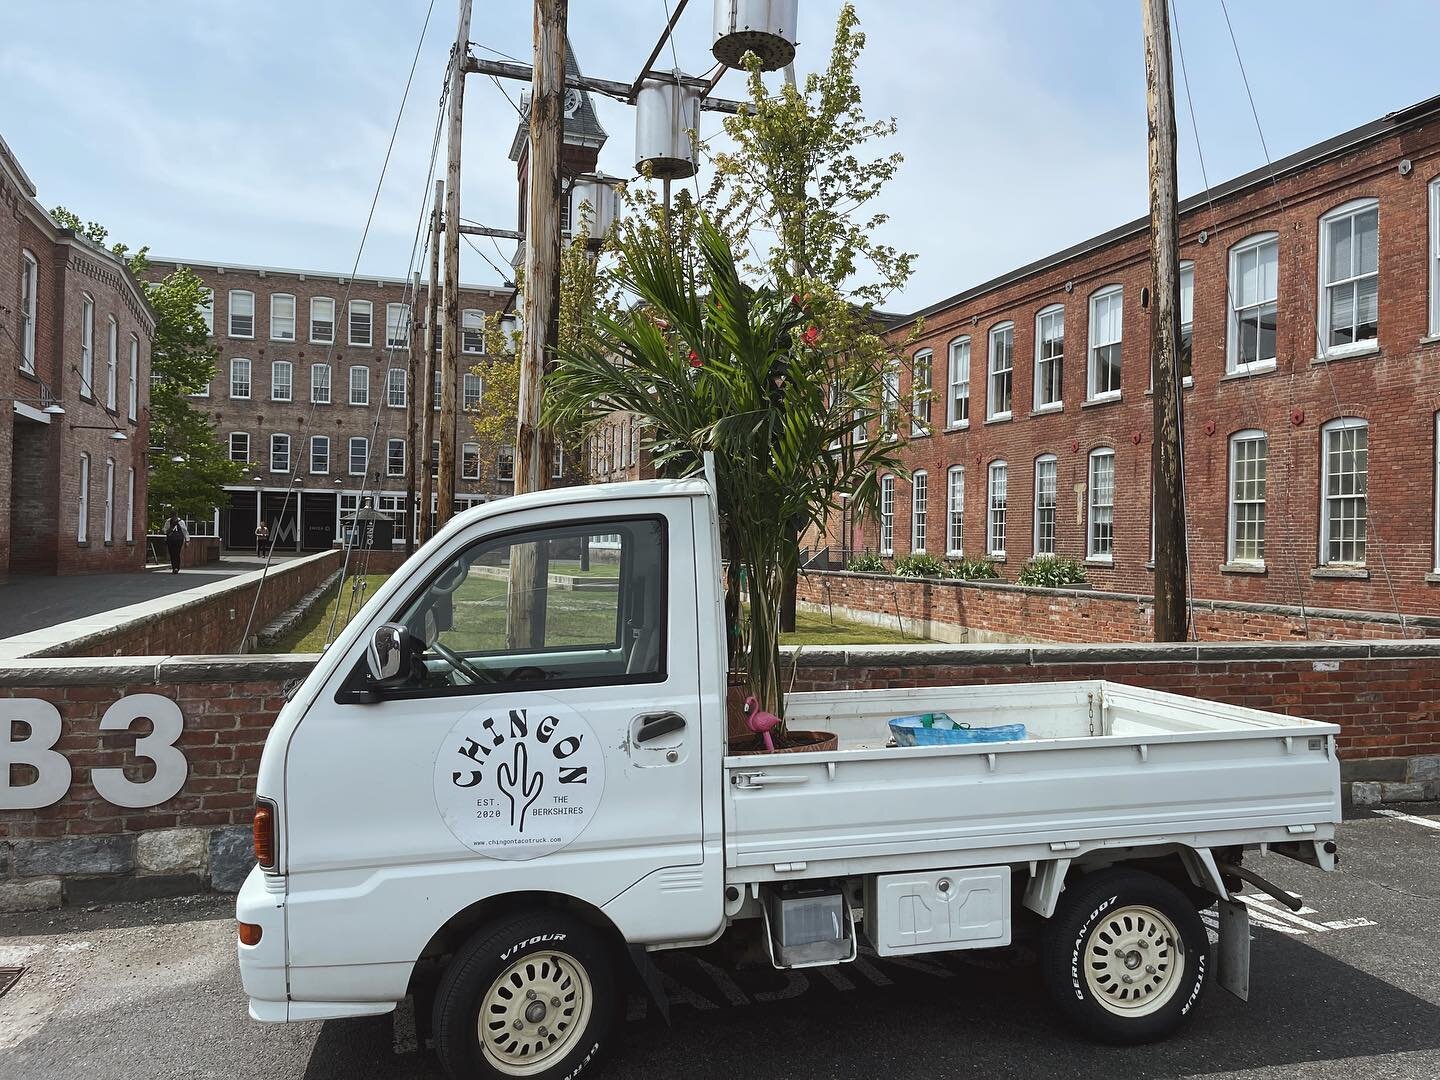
[[712, 0, 798, 71], [569, 175, 621, 242], [634, 75, 702, 180]]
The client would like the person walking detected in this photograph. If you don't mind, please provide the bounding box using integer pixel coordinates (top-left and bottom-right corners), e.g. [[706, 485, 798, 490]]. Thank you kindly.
[[255, 520, 270, 558], [164, 513, 188, 574]]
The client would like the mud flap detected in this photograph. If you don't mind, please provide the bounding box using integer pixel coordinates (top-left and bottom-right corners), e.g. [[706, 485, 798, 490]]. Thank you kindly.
[[628, 944, 671, 1024], [1217, 897, 1250, 1002]]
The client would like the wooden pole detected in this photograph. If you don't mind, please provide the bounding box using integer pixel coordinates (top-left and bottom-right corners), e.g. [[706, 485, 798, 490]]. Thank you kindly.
[[515, 0, 566, 497], [419, 179, 443, 543], [437, 0, 471, 531], [404, 269, 420, 555], [1143, 0, 1189, 642]]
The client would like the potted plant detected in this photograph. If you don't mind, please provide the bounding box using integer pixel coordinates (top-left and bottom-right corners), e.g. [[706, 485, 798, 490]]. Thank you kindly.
[[547, 218, 903, 751]]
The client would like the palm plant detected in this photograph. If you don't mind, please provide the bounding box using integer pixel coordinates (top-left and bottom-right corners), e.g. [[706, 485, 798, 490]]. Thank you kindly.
[[546, 217, 904, 736]]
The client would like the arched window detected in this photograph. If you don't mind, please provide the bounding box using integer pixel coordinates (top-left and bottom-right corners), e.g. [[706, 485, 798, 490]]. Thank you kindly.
[[987, 461, 1008, 557], [880, 474, 895, 555], [1318, 198, 1379, 357], [911, 470, 928, 552], [1227, 233, 1279, 373], [1319, 418, 1368, 565], [987, 322, 1014, 420], [1034, 306, 1064, 410], [1086, 448, 1115, 559], [946, 337, 970, 427], [946, 466, 964, 556], [1228, 430, 1268, 565], [1087, 285, 1123, 400], [1034, 454, 1058, 556]]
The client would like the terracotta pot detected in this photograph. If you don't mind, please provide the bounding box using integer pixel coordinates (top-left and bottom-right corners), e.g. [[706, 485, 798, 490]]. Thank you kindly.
[[729, 729, 839, 755]]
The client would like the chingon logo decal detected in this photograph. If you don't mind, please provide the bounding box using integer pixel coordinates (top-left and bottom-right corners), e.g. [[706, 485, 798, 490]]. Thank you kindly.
[[434, 696, 606, 861]]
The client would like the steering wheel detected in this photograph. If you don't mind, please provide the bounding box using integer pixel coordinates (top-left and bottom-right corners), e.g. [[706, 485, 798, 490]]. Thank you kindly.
[[430, 640, 491, 685]]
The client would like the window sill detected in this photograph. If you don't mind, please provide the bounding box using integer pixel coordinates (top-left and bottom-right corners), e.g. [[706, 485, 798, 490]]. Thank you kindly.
[[1419, 334, 1440, 347], [1030, 403, 1064, 417], [309, 340, 335, 347], [909, 430, 932, 440], [984, 413, 1013, 425], [945, 421, 971, 432], [18, 367, 39, 384], [1144, 561, 1154, 571], [76, 541, 90, 548], [1219, 361, 1277, 382], [1220, 561, 1267, 575], [228, 335, 254, 342], [1082, 394, 1121, 408], [1425, 572, 1440, 584], [1312, 342, 1379, 365], [1084, 557, 1113, 567], [271, 398, 292, 405], [986, 554, 1007, 564], [103, 541, 113, 548], [1311, 566, 1370, 580]]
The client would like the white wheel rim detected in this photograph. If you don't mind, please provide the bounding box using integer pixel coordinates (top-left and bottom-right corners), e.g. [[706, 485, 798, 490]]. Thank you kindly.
[[479, 950, 593, 1076], [1082, 904, 1185, 1017]]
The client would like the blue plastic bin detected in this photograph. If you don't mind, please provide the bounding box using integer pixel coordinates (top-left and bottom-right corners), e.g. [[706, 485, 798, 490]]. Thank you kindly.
[[888, 712, 1027, 747]]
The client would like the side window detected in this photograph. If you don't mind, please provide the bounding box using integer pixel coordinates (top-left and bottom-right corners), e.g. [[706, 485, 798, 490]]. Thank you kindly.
[[386, 518, 666, 693]]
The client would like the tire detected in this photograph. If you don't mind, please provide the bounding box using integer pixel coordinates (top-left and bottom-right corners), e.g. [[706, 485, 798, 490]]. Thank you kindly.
[[1040, 868, 1210, 1044], [433, 911, 619, 1080]]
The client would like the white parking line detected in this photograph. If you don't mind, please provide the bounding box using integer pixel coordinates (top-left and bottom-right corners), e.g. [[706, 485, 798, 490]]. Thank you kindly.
[[1373, 808, 1440, 832]]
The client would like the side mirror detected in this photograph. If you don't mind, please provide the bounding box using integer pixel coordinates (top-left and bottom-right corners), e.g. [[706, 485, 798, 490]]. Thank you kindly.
[[365, 623, 411, 687]]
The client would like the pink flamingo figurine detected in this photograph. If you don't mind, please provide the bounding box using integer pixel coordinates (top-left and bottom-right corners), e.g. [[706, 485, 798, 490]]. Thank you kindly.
[[744, 695, 782, 752]]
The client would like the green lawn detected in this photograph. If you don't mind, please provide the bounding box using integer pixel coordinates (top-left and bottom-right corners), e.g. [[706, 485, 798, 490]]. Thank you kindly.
[[276, 572, 929, 653]]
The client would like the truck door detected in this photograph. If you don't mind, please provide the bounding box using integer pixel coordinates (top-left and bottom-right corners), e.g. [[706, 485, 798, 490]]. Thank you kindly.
[[280, 497, 717, 1004]]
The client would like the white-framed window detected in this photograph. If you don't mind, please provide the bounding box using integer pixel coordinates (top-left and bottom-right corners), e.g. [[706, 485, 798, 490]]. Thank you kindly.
[[463, 372, 483, 410], [386, 367, 406, 408], [270, 293, 296, 341], [462, 442, 481, 480], [230, 357, 251, 399], [879, 474, 895, 555], [987, 322, 1013, 420], [987, 461, 1007, 557], [1034, 305, 1063, 410], [433, 370, 442, 411], [125, 466, 135, 543], [1227, 233, 1278, 374], [1178, 260, 1194, 384], [911, 350, 933, 435], [18, 250, 37, 372], [228, 432, 249, 463], [1088, 285, 1123, 400], [431, 440, 441, 477], [228, 290, 254, 338], [945, 466, 964, 556], [387, 438, 405, 477], [103, 458, 115, 544], [310, 297, 335, 344], [1035, 453, 1058, 556], [462, 309, 485, 354], [349, 365, 369, 405], [271, 360, 292, 402], [77, 453, 89, 541], [911, 470, 928, 552], [80, 294, 95, 393], [1320, 418, 1368, 565], [349, 299, 373, 346], [270, 433, 291, 473], [552, 441, 565, 480], [880, 360, 900, 436], [349, 437, 368, 476], [498, 445, 516, 481], [310, 363, 331, 404], [199, 289, 213, 334], [1430, 179, 1440, 338], [947, 336, 970, 428], [105, 315, 118, 409], [1228, 430, 1268, 565], [310, 435, 329, 474], [127, 333, 138, 421], [1087, 448, 1115, 560], [386, 303, 410, 348], [1319, 199, 1379, 357]]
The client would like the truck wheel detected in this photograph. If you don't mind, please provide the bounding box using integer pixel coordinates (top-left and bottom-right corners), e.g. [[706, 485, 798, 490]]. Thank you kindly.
[[1040, 868, 1209, 1044], [433, 912, 618, 1080]]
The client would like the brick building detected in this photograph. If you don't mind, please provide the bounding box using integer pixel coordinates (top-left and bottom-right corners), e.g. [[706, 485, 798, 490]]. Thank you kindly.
[[142, 258, 518, 551], [2, 132, 155, 583], [835, 94, 1440, 622]]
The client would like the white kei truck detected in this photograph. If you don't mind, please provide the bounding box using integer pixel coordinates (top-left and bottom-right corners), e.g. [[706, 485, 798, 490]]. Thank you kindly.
[[237, 476, 1343, 1080]]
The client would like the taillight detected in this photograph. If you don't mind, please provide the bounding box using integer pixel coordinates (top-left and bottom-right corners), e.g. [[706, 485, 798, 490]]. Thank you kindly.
[[238, 921, 263, 946], [253, 799, 277, 870]]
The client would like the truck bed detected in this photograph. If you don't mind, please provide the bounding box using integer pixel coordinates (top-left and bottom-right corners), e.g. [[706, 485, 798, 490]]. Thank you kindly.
[[722, 680, 1341, 882]]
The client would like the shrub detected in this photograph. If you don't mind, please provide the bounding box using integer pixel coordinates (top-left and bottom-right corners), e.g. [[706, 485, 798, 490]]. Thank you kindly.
[[892, 551, 948, 578], [946, 556, 1000, 581], [846, 551, 887, 573], [1017, 556, 1088, 588]]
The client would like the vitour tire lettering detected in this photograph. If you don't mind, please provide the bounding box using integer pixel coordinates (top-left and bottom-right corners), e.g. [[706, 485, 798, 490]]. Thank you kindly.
[[502, 933, 567, 962]]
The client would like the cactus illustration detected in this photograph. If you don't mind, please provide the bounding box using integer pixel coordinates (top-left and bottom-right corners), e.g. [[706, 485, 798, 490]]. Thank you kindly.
[[496, 742, 544, 833]]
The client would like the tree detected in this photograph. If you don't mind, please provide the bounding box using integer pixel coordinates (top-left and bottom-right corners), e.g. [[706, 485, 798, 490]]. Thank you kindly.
[[50, 207, 244, 526]]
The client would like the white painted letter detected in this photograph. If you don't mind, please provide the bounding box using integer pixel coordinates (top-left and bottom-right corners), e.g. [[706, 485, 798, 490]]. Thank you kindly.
[[91, 694, 188, 808], [0, 699, 72, 809]]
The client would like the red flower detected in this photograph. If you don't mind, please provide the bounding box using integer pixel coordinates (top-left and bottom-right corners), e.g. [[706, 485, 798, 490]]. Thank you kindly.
[[801, 325, 821, 348], [688, 350, 703, 368], [791, 293, 803, 307]]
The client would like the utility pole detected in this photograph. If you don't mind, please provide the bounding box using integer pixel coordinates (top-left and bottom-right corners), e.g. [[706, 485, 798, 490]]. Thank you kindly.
[[437, 0, 471, 530], [515, 0, 567, 496], [404, 269, 420, 555], [419, 179, 443, 544], [1143, 0, 1189, 642]]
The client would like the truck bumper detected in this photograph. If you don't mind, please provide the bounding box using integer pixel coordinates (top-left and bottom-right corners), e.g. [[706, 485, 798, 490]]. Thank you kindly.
[[236, 864, 289, 1021]]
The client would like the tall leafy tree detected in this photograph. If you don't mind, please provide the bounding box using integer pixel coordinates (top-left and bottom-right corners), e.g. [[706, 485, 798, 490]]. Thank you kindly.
[[50, 208, 243, 526]]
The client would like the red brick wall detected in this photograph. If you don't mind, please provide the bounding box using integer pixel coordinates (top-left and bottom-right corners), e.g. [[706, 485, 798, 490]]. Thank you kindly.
[[799, 569, 1440, 644], [846, 114, 1440, 620]]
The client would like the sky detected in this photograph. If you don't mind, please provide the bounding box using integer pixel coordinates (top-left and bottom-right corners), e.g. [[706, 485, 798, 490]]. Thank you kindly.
[[2, 1, 1439, 314]]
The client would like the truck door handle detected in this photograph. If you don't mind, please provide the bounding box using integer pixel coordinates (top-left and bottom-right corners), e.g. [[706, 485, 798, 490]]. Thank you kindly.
[[732, 772, 810, 788], [636, 712, 686, 743]]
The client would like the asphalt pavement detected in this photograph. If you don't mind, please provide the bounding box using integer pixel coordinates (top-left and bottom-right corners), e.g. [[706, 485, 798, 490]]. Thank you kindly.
[[3, 805, 1438, 1080]]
